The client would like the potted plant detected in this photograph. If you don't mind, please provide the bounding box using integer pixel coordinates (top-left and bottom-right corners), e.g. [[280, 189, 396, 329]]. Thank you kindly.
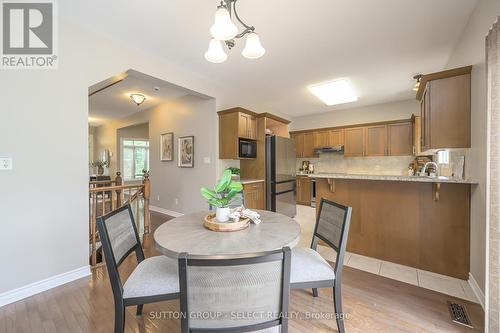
[[200, 169, 243, 222], [228, 167, 240, 180], [91, 159, 109, 175]]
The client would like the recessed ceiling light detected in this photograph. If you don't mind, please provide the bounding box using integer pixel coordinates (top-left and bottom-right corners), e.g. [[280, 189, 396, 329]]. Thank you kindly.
[[308, 79, 358, 106]]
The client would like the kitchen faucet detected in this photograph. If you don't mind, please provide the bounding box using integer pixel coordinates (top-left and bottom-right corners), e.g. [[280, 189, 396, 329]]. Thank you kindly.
[[423, 161, 438, 177]]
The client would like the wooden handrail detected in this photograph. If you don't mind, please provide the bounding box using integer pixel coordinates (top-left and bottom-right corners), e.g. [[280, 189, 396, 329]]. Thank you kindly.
[[88, 170, 151, 267], [89, 183, 143, 193]]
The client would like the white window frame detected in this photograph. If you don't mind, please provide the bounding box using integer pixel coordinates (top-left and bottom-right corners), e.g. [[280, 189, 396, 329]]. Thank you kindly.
[[121, 138, 150, 181]]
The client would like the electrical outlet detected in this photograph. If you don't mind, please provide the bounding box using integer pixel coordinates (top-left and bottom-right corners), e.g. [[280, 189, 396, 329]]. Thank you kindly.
[[203, 157, 211, 164], [0, 157, 12, 170], [175, 198, 179, 205]]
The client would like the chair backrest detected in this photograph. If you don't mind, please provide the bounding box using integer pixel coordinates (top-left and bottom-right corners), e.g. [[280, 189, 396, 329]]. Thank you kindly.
[[96, 204, 145, 297], [311, 198, 352, 275], [178, 248, 291, 333]]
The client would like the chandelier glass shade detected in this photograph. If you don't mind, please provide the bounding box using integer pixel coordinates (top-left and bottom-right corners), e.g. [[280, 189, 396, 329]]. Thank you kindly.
[[205, 0, 265, 63], [204, 38, 228, 63], [242, 32, 265, 59], [210, 7, 238, 41]]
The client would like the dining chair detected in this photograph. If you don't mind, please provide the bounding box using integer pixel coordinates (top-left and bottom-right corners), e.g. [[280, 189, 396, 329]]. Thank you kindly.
[[290, 198, 352, 333], [97, 204, 180, 333], [178, 247, 292, 333]]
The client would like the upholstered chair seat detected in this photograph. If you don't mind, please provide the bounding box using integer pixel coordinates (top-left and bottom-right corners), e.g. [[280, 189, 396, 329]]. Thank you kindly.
[[123, 255, 179, 299], [290, 247, 335, 284]]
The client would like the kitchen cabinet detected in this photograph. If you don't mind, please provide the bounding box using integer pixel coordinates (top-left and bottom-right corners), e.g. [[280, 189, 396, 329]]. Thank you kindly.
[[238, 112, 257, 140], [292, 133, 304, 158], [413, 116, 422, 155], [388, 122, 413, 156], [344, 127, 365, 157], [329, 129, 344, 146], [314, 130, 330, 148], [417, 66, 471, 150], [292, 132, 317, 158], [218, 108, 259, 159], [296, 176, 311, 206], [303, 132, 316, 158], [364, 125, 387, 156], [243, 181, 265, 210]]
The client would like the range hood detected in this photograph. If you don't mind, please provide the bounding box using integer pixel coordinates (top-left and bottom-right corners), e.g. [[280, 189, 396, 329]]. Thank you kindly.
[[314, 146, 344, 154]]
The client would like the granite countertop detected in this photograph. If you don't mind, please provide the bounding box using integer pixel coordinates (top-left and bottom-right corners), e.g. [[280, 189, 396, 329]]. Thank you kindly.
[[239, 178, 265, 185], [309, 173, 478, 184]]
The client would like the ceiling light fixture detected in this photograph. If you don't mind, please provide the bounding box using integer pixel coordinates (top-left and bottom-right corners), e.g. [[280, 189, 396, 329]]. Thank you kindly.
[[412, 74, 423, 92], [130, 93, 146, 106], [308, 79, 358, 106], [205, 0, 265, 63]]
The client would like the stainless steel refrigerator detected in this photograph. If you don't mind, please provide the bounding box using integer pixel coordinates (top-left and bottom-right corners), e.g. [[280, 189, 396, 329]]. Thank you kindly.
[[266, 136, 297, 217]]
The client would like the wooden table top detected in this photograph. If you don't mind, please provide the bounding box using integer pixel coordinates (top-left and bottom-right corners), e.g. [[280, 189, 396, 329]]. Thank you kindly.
[[154, 210, 301, 258]]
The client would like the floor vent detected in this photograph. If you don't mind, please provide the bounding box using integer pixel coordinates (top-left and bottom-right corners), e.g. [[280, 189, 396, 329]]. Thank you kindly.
[[447, 301, 473, 328]]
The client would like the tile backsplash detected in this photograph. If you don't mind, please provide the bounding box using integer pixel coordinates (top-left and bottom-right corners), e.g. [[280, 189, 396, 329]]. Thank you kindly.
[[297, 148, 471, 178], [298, 154, 414, 175]]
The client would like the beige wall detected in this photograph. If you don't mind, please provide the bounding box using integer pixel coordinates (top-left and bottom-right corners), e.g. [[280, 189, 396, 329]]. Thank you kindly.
[[0, 15, 235, 299], [94, 97, 217, 213], [289, 99, 419, 131], [445, 0, 500, 297]]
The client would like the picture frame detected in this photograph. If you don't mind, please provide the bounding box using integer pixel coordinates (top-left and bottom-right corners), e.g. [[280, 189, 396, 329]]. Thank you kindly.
[[178, 136, 194, 168], [160, 132, 174, 161]]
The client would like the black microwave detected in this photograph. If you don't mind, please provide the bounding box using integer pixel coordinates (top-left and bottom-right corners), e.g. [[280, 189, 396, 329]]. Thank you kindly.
[[239, 139, 257, 158]]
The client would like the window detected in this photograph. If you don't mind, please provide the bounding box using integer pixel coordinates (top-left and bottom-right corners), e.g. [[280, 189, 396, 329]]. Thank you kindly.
[[122, 139, 149, 180]]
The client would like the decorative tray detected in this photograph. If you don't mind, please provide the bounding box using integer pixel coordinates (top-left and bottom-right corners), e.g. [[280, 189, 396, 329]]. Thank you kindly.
[[204, 213, 250, 232]]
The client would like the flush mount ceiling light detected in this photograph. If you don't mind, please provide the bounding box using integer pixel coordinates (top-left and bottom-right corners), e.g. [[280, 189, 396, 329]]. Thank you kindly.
[[308, 79, 358, 106], [205, 0, 265, 63], [130, 93, 146, 106]]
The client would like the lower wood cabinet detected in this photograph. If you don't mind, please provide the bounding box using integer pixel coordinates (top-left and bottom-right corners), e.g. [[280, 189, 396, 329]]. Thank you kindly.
[[296, 176, 312, 206], [243, 181, 265, 210]]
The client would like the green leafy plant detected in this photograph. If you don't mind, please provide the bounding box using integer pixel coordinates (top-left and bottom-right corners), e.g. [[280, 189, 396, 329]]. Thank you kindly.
[[200, 169, 243, 208], [228, 167, 240, 175]]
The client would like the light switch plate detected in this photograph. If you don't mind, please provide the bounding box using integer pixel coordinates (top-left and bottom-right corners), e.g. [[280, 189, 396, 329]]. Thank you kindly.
[[203, 157, 211, 164], [0, 157, 12, 170]]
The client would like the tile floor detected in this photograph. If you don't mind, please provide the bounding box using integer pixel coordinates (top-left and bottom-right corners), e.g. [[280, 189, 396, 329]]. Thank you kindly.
[[293, 204, 480, 304]]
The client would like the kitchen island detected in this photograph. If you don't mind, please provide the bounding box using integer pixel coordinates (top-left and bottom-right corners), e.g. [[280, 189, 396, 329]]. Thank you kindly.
[[311, 173, 477, 279]]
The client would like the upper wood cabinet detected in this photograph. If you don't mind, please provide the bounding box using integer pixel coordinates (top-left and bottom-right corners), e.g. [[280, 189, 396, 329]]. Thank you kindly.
[[365, 125, 387, 156], [314, 130, 330, 148], [329, 129, 345, 146], [314, 129, 344, 148], [417, 66, 471, 150], [293, 132, 317, 158], [303, 132, 317, 158], [238, 112, 257, 140], [388, 122, 413, 156], [344, 127, 365, 157]]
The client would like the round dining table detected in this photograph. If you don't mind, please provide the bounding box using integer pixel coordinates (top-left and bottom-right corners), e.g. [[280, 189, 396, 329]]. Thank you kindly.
[[154, 210, 301, 258]]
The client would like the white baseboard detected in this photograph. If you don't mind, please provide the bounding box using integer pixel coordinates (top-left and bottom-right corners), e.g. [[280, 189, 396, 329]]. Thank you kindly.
[[468, 272, 485, 309], [150, 205, 183, 218], [0, 266, 91, 308]]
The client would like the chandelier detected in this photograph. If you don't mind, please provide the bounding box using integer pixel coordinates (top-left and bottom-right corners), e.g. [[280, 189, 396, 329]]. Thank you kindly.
[[205, 0, 265, 63]]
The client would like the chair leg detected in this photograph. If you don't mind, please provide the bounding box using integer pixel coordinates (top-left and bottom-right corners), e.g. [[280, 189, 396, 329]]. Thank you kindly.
[[114, 303, 125, 333], [136, 304, 144, 316], [333, 285, 345, 333], [312, 288, 318, 297]]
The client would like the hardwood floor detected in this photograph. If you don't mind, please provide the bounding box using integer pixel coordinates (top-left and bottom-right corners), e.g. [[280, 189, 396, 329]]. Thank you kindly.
[[0, 211, 483, 333]]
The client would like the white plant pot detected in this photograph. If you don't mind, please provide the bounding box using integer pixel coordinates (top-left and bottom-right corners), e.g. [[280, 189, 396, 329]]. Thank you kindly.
[[216, 207, 231, 222]]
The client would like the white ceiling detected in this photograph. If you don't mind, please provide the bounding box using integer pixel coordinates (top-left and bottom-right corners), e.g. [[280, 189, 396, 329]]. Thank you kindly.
[[70, 0, 478, 118], [88, 70, 201, 126]]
